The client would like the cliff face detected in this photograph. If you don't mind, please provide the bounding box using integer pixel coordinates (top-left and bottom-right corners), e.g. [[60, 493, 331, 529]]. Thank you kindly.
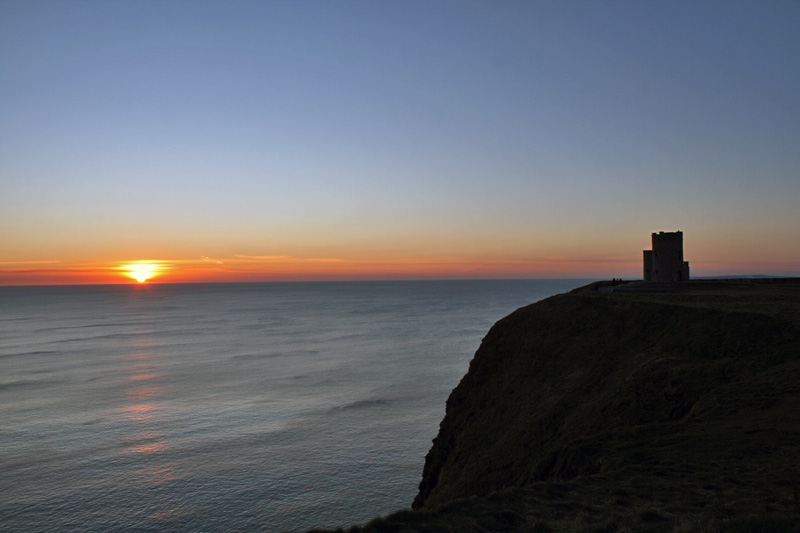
[[412, 282, 800, 516]]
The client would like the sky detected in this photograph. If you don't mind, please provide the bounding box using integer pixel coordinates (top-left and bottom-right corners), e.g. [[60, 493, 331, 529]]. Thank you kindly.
[[1, 0, 799, 284]]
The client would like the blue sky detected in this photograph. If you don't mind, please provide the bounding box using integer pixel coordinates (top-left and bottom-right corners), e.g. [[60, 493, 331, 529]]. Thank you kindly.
[[1, 0, 799, 283]]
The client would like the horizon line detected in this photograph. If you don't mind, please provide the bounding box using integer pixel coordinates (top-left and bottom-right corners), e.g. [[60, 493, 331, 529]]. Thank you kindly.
[[4, 274, 800, 289]]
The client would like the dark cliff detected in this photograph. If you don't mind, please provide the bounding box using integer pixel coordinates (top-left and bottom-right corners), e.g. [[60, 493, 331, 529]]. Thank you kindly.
[[314, 280, 800, 532]]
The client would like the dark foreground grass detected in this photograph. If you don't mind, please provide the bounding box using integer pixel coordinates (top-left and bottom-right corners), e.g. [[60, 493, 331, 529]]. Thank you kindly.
[[309, 467, 800, 532]]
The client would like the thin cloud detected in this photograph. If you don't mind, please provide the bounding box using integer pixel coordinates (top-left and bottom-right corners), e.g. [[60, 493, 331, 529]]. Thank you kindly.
[[233, 255, 344, 263], [0, 260, 60, 265], [234, 255, 294, 261]]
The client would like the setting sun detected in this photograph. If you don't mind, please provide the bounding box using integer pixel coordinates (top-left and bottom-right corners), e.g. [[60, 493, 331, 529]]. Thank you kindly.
[[124, 263, 160, 283]]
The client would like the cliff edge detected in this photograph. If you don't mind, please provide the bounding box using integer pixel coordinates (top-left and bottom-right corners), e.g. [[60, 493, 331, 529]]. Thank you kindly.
[[314, 280, 800, 532]]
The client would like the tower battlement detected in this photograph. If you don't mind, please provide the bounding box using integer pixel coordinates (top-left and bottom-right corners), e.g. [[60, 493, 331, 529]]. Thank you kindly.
[[652, 231, 682, 242], [643, 231, 690, 282]]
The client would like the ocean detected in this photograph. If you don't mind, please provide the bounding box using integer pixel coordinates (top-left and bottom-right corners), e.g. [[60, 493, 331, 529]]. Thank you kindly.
[[0, 279, 592, 532]]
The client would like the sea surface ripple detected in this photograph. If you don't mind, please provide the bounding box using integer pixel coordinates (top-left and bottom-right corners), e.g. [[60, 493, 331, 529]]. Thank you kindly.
[[0, 279, 591, 532]]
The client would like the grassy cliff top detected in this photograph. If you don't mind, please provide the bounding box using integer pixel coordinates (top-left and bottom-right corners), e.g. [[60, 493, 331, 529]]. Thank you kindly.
[[589, 278, 800, 325]]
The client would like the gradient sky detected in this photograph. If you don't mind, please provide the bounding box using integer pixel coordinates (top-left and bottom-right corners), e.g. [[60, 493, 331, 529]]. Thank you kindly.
[[2, 0, 799, 284]]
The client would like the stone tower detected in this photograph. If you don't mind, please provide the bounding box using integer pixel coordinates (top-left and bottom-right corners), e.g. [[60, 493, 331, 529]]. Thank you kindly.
[[643, 231, 690, 282]]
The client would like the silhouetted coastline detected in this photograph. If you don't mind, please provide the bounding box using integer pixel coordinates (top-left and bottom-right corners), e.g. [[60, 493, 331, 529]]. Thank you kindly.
[[314, 279, 800, 532]]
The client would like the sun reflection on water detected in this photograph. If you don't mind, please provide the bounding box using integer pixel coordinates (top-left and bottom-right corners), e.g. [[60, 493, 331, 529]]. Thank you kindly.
[[117, 335, 181, 498], [119, 403, 160, 424]]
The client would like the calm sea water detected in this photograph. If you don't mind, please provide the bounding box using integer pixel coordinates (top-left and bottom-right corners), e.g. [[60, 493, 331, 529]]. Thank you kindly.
[[0, 279, 592, 532]]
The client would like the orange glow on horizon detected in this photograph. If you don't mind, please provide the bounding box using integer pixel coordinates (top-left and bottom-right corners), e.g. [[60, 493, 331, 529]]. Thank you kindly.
[[1, 252, 798, 286]]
